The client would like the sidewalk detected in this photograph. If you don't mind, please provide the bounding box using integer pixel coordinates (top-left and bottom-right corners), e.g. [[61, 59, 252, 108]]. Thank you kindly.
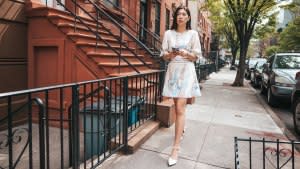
[[99, 67, 297, 169]]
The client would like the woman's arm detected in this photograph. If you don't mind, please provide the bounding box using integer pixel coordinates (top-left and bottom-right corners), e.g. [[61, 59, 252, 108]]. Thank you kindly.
[[180, 50, 198, 62], [160, 30, 173, 61], [162, 51, 177, 61]]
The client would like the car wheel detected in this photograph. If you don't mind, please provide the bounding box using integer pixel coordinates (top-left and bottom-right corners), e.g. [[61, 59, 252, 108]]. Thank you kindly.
[[267, 87, 277, 106], [293, 98, 300, 134]]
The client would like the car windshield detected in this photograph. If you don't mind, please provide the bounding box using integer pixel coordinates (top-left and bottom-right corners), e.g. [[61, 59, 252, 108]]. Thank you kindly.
[[274, 55, 300, 69], [249, 59, 258, 66], [257, 60, 266, 69]]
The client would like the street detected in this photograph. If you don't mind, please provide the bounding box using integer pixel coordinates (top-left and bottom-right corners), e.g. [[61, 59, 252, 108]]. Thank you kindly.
[[249, 80, 300, 142]]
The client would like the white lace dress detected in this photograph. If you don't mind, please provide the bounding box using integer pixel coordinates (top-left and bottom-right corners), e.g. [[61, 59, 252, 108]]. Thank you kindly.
[[160, 29, 202, 98]]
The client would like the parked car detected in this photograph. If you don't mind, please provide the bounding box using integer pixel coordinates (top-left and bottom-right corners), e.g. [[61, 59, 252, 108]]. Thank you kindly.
[[261, 53, 300, 106], [245, 58, 265, 79], [250, 59, 267, 87], [291, 71, 300, 134]]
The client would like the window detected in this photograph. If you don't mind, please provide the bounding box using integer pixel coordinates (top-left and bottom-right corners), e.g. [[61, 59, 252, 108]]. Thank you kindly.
[[42, 0, 65, 10], [166, 9, 170, 30], [274, 55, 300, 69], [155, 1, 161, 36], [139, 0, 148, 42], [103, 0, 119, 7]]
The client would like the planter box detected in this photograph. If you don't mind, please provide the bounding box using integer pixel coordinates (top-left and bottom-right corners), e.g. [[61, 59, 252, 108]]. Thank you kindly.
[[156, 99, 175, 127]]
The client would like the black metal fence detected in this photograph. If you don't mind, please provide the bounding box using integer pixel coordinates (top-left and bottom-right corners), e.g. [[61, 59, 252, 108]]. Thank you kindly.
[[195, 63, 217, 82], [0, 71, 164, 169], [234, 137, 300, 169]]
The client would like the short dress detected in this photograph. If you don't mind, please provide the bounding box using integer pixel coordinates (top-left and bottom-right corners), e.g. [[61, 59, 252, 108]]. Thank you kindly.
[[160, 29, 202, 98]]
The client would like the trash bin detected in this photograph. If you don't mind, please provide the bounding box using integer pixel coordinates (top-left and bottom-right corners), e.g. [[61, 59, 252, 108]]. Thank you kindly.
[[80, 100, 122, 159], [80, 96, 144, 159], [114, 95, 145, 126]]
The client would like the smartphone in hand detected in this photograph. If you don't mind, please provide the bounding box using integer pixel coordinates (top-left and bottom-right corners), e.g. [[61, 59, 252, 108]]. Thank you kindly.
[[172, 47, 180, 52]]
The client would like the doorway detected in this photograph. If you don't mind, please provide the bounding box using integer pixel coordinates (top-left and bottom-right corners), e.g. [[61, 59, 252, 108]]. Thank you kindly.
[[154, 1, 161, 36], [139, 0, 148, 42]]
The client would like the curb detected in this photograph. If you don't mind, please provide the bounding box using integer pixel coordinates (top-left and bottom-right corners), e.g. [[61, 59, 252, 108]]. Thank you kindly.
[[248, 83, 299, 141]]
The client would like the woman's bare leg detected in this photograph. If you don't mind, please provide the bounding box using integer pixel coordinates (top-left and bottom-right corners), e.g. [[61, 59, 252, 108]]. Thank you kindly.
[[170, 98, 187, 159]]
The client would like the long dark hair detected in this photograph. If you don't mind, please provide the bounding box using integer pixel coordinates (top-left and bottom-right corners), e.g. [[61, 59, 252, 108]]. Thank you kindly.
[[171, 6, 192, 30]]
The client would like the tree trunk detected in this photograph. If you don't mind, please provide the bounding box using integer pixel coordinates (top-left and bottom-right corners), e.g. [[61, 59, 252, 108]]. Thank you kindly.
[[232, 37, 248, 86], [230, 48, 238, 67]]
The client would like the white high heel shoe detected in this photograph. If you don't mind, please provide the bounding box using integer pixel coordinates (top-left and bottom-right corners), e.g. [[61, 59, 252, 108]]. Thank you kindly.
[[168, 146, 179, 166]]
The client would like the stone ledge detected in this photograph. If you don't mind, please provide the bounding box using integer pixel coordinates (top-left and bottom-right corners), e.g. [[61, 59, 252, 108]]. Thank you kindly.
[[127, 120, 160, 154]]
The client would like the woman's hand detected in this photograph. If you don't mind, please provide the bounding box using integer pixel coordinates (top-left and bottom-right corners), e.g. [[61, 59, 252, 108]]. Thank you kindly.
[[163, 51, 178, 61], [179, 50, 197, 62]]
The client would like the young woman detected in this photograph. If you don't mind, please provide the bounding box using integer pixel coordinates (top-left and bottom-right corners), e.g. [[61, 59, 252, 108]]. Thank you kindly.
[[160, 6, 202, 166]]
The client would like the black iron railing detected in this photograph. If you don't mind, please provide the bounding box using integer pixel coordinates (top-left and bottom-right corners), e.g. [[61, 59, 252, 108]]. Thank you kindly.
[[97, 0, 161, 54], [234, 137, 300, 169], [82, 0, 162, 67], [195, 63, 216, 82], [0, 70, 164, 169], [49, 0, 149, 74]]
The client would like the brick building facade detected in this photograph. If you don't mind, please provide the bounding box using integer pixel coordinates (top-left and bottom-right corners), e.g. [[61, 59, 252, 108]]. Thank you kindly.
[[0, 0, 212, 92]]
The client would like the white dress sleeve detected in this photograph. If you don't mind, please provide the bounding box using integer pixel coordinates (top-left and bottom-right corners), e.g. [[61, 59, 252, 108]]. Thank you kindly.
[[160, 30, 170, 57], [191, 30, 202, 59]]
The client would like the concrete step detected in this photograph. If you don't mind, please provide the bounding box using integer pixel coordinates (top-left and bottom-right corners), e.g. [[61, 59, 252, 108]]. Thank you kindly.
[[76, 41, 125, 49], [57, 22, 113, 39], [109, 70, 159, 77], [87, 51, 144, 58], [48, 13, 100, 28], [69, 33, 121, 44], [98, 61, 152, 67], [78, 43, 135, 54], [87, 52, 146, 63], [127, 120, 160, 154]]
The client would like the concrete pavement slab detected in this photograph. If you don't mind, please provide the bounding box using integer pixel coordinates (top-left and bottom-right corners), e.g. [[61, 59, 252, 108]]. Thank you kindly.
[[195, 162, 227, 169], [103, 149, 196, 169], [186, 104, 215, 123], [197, 123, 289, 168], [142, 120, 209, 161], [212, 107, 282, 133], [196, 90, 217, 106]]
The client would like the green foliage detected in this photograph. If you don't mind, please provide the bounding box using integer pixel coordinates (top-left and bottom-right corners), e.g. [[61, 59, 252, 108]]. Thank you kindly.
[[224, 0, 276, 41], [202, 0, 226, 34], [204, 0, 239, 53], [279, 17, 300, 51], [223, 0, 277, 85], [254, 13, 277, 39], [265, 45, 280, 56]]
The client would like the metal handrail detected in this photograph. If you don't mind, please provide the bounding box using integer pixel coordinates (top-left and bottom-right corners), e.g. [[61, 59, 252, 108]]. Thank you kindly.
[[98, 0, 161, 51], [52, 0, 144, 74], [69, 0, 152, 69], [85, 0, 159, 58]]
